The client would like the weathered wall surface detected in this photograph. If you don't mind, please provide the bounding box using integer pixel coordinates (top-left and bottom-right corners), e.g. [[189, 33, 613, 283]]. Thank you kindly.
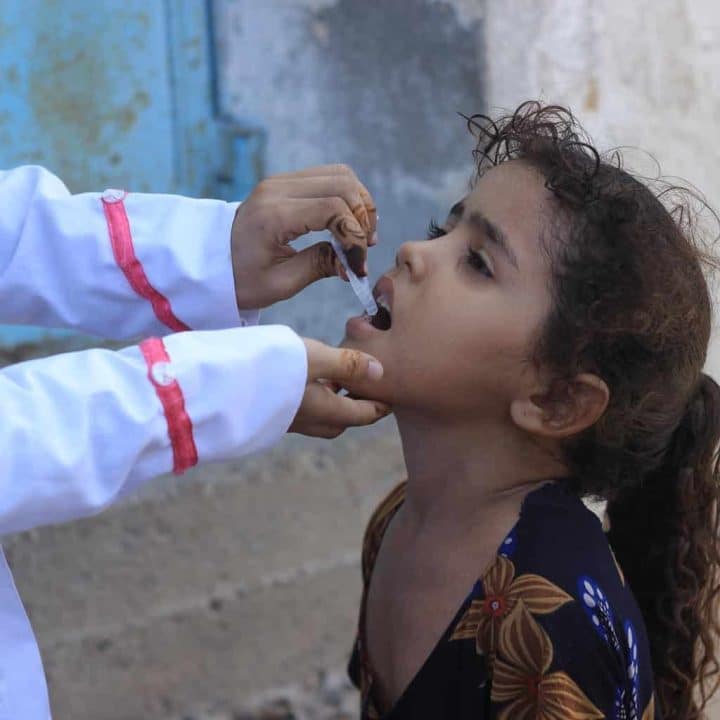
[[215, 0, 485, 339], [485, 0, 720, 376]]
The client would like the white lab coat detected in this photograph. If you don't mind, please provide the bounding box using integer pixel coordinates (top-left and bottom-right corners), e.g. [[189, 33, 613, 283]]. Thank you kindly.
[[0, 166, 308, 718]]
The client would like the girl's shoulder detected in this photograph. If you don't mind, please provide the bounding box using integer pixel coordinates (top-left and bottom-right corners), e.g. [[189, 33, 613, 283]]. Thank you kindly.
[[480, 481, 657, 719], [510, 481, 625, 592], [505, 482, 642, 661]]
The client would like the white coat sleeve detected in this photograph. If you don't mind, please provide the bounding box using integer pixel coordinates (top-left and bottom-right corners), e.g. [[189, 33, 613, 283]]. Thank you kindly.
[[0, 324, 307, 535], [0, 165, 257, 337]]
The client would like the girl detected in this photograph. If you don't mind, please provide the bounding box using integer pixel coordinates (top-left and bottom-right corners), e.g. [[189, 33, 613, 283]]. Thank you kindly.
[[341, 102, 720, 719]]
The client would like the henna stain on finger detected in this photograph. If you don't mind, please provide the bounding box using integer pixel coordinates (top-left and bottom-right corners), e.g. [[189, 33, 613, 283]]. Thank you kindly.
[[329, 213, 365, 242], [315, 241, 337, 278], [359, 191, 377, 230], [328, 214, 367, 275], [351, 202, 370, 233], [340, 348, 362, 378]]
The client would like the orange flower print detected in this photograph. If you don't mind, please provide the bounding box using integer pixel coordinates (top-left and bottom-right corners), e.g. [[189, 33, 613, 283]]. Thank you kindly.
[[492, 603, 604, 719], [450, 557, 572, 666]]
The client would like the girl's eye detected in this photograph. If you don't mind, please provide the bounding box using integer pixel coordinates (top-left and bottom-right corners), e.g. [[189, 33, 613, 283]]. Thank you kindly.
[[426, 218, 447, 239], [467, 247, 493, 278]]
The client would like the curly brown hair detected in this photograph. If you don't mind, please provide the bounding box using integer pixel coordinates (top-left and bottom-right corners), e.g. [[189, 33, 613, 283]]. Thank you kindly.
[[464, 101, 720, 719]]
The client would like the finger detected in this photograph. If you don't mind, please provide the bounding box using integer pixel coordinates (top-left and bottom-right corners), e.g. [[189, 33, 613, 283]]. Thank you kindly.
[[264, 241, 355, 300], [304, 339, 383, 384], [268, 241, 338, 299], [271, 197, 368, 277], [267, 164, 377, 245], [318, 379, 342, 394], [358, 188, 377, 241], [267, 176, 371, 236], [297, 424, 345, 439], [307, 385, 389, 428], [266, 163, 361, 181]]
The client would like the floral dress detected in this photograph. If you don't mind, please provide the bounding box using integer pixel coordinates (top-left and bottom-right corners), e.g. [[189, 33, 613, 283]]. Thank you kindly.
[[348, 481, 657, 719]]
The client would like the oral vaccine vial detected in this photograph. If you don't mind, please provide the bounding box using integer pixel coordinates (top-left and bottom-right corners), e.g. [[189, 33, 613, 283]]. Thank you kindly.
[[328, 235, 378, 317]]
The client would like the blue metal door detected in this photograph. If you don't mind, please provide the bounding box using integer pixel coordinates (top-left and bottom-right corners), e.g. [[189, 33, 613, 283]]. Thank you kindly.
[[0, 0, 264, 347]]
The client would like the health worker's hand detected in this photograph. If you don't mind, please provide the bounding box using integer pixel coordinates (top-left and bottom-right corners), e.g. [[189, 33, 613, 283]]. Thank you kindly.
[[289, 339, 390, 438], [231, 164, 378, 310]]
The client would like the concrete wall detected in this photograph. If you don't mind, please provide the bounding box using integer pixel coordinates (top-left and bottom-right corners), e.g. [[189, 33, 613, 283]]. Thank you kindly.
[[485, 0, 720, 376], [215, 0, 485, 340]]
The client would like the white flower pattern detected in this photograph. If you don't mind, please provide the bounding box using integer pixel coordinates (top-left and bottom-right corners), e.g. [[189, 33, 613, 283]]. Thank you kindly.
[[577, 576, 649, 720], [499, 528, 517, 558], [624, 620, 641, 719], [578, 576, 621, 653]]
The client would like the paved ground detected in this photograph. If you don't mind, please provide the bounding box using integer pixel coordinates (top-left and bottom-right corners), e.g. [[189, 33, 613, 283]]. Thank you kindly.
[[188, 671, 358, 720]]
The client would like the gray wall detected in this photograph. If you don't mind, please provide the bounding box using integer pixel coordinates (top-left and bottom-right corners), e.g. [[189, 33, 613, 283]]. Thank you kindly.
[[484, 0, 720, 379], [215, 0, 485, 339]]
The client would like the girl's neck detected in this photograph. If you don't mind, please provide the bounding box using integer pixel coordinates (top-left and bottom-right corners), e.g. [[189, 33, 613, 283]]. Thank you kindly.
[[394, 409, 568, 539]]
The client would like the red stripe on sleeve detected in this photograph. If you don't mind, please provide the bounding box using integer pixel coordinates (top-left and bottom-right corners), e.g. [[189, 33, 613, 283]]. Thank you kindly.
[[102, 191, 190, 333], [139, 337, 198, 475]]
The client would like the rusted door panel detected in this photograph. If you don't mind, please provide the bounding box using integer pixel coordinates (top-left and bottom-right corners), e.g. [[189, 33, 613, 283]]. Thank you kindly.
[[0, 0, 263, 348]]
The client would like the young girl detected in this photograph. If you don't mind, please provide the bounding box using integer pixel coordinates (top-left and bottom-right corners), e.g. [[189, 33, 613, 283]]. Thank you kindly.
[[340, 102, 720, 719]]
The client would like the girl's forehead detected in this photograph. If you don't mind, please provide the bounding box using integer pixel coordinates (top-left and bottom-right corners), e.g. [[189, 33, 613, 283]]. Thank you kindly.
[[470, 161, 547, 205], [463, 162, 552, 256]]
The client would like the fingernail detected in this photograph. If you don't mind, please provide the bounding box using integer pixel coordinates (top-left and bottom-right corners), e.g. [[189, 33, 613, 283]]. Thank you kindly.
[[376, 404, 391, 417], [367, 359, 384, 380], [371, 231, 378, 245]]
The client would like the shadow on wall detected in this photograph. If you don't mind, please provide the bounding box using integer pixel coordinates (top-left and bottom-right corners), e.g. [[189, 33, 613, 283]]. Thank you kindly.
[[217, 0, 486, 339], [309, 0, 485, 191]]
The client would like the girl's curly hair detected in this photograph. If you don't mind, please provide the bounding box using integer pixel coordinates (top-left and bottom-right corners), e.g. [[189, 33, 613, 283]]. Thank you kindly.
[[464, 101, 720, 719]]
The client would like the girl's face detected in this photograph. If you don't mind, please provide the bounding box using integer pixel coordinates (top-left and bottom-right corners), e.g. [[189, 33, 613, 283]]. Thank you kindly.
[[341, 160, 556, 421]]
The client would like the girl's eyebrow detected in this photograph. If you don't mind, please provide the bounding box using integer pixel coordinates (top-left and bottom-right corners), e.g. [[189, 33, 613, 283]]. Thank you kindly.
[[447, 200, 519, 271], [467, 211, 519, 270]]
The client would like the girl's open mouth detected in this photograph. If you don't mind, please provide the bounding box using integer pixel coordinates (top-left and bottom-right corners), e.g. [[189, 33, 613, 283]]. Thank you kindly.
[[368, 276, 393, 331], [345, 276, 393, 339], [369, 299, 391, 330]]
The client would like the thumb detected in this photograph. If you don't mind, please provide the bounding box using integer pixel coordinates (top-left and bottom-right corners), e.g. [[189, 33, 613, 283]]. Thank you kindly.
[[303, 338, 384, 384], [271, 241, 339, 299]]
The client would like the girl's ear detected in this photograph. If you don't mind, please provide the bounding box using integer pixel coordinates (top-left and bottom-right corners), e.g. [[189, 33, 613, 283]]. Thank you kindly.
[[510, 373, 609, 439]]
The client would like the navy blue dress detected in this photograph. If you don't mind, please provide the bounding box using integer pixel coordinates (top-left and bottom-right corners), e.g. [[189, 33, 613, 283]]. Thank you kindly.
[[348, 481, 657, 719]]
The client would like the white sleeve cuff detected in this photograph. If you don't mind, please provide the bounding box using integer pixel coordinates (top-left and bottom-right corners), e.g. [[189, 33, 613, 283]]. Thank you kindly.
[[162, 325, 307, 463], [122, 196, 255, 331]]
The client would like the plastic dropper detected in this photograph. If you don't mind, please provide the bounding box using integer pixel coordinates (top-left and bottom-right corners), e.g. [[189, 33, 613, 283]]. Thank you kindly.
[[329, 235, 378, 317]]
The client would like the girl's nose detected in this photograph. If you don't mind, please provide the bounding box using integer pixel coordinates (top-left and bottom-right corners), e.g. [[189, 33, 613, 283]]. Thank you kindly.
[[395, 240, 427, 281]]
